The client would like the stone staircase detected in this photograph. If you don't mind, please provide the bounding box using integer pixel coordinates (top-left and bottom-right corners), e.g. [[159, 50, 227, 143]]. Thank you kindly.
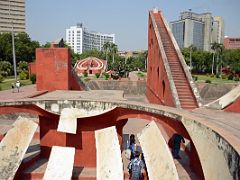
[[153, 13, 198, 110]]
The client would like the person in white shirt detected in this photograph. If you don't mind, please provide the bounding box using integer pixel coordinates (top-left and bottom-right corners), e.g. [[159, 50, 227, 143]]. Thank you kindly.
[[15, 80, 20, 93]]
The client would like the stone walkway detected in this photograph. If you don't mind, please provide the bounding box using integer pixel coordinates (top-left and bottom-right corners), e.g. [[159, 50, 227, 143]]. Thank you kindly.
[[0, 85, 47, 101]]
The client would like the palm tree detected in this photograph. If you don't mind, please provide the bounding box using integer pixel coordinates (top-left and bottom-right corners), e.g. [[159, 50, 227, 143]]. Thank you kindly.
[[102, 42, 110, 61], [109, 43, 118, 64], [211, 42, 218, 74], [216, 44, 224, 76]]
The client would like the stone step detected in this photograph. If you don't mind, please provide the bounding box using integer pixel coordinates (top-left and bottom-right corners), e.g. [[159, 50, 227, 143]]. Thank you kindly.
[[20, 158, 97, 180]]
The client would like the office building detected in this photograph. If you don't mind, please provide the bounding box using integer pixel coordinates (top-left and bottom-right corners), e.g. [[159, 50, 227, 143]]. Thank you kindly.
[[224, 36, 240, 49], [66, 24, 115, 54], [0, 0, 25, 33], [170, 11, 224, 51]]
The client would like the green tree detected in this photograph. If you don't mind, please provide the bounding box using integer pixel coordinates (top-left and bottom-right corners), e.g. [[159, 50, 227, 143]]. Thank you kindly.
[[109, 43, 118, 64], [211, 42, 223, 75], [0, 33, 12, 62], [102, 42, 110, 61], [0, 32, 40, 70], [0, 61, 12, 76], [18, 61, 28, 72]]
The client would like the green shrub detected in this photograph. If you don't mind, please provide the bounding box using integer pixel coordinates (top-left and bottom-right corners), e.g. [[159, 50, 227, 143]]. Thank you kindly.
[[210, 74, 215, 78], [205, 79, 211, 83], [104, 73, 110, 80], [95, 73, 100, 78], [0, 61, 12, 76], [0, 74, 4, 83], [84, 77, 91, 82], [228, 74, 234, 80], [112, 74, 119, 80], [215, 73, 220, 78], [19, 71, 28, 80], [18, 61, 28, 72], [83, 70, 88, 77], [30, 74, 36, 84], [222, 74, 227, 79], [234, 76, 240, 81], [192, 75, 198, 81]]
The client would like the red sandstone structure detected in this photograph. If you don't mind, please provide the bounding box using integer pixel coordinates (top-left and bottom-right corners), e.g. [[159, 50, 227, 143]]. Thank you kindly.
[[146, 9, 202, 110], [75, 57, 107, 76], [224, 36, 240, 49], [0, 9, 239, 180]]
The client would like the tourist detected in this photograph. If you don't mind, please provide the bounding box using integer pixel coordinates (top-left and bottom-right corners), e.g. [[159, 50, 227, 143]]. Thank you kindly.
[[11, 83, 15, 93], [15, 80, 20, 93], [171, 133, 185, 159], [128, 151, 144, 180], [129, 134, 136, 160]]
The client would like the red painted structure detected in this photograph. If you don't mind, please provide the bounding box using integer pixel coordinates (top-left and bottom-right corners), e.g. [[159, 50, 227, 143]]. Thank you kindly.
[[147, 11, 175, 107], [224, 97, 240, 112], [147, 10, 198, 109], [75, 57, 107, 75], [36, 47, 81, 91], [0, 104, 204, 179], [28, 62, 36, 77]]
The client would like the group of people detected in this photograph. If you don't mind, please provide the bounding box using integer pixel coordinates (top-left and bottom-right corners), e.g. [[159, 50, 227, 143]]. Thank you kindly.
[[127, 133, 185, 180], [127, 134, 145, 180], [11, 80, 21, 93]]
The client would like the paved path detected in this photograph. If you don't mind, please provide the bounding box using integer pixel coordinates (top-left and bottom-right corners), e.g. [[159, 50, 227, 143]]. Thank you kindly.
[[0, 85, 47, 101]]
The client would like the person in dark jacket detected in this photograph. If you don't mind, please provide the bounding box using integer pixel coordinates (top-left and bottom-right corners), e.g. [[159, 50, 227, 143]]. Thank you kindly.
[[172, 133, 185, 159]]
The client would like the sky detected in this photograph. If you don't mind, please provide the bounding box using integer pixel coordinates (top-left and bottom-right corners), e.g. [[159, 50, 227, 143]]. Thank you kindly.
[[26, 0, 240, 51]]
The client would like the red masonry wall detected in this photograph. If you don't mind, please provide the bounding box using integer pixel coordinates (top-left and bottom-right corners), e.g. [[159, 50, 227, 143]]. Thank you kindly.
[[146, 13, 175, 107], [28, 62, 36, 77], [36, 48, 81, 91], [224, 97, 240, 112]]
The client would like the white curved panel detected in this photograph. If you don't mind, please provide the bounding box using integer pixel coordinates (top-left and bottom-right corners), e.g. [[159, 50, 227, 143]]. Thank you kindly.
[[0, 117, 37, 180], [95, 126, 123, 180], [138, 121, 179, 180]]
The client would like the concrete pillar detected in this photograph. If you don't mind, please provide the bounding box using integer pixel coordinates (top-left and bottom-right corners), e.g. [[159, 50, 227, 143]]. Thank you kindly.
[[43, 146, 75, 180], [95, 126, 123, 180], [0, 117, 37, 180], [137, 121, 179, 180]]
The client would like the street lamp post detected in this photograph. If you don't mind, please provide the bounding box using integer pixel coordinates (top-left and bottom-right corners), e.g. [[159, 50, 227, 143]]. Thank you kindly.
[[9, 0, 17, 81]]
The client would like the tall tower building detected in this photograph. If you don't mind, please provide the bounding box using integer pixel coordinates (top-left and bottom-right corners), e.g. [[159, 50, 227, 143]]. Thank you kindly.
[[66, 24, 115, 54], [170, 11, 224, 51], [212, 16, 224, 44], [0, 0, 25, 33]]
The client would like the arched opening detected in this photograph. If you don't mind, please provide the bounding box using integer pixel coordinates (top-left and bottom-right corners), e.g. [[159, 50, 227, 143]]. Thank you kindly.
[[116, 109, 204, 180], [162, 80, 165, 98]]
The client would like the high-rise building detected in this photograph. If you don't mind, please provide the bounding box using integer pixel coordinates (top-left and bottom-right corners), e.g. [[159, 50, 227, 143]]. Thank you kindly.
[[66, 24, 115, 54], [0, 0, 25, 33], [170, 11, 224, 51]]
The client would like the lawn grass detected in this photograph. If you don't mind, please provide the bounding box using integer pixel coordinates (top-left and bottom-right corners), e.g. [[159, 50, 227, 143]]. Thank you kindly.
[[194, 74, 237, 83], [0, 77, 32, 91]]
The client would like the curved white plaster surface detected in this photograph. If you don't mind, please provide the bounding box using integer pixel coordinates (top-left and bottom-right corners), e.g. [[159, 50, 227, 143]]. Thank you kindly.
[[43, 146, 75, 180], [58, 107, 118, 134], [0, 117, 38, 180], [95, 126, 123, 180], [57, 108, 81, 134], [205, 84, 240, 109], [138, 121, 179, 180], [182, 117, 232, 180]]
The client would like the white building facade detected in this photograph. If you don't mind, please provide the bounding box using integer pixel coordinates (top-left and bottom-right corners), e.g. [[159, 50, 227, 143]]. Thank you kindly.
[[66, 24, 115, 54]]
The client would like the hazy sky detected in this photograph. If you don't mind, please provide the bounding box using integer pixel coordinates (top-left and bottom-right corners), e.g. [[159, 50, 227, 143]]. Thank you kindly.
[[26, 0, 240, 51]]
